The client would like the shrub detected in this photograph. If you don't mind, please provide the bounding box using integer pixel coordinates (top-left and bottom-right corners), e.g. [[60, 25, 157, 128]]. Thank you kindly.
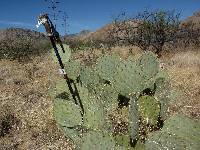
[[0, 28, 50, 61], [111, 10, 200, 57]]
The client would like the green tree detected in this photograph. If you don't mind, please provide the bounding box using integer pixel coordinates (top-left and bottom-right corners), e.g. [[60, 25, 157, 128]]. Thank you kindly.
[[111, 10, 181, 57]]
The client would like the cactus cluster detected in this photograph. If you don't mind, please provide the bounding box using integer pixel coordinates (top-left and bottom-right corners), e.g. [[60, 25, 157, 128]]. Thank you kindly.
[[145, 114, 200, 150], [49, 47, 199, 149]]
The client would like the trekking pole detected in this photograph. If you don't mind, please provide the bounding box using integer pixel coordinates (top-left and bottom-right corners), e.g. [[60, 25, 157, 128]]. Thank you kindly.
[[36, 14, 84, 115]]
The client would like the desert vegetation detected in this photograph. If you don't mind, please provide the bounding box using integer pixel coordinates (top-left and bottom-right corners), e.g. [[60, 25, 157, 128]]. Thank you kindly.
[[0, 28, 51, 61], [0, 8, 200, 150]]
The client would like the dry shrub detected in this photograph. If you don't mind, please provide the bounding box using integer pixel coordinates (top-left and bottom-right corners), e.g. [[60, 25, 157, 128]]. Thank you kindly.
[[0, 28, 51, 62]]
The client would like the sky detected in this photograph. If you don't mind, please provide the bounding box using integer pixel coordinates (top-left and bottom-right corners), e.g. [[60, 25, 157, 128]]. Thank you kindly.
[[0, 0, 199, 35]]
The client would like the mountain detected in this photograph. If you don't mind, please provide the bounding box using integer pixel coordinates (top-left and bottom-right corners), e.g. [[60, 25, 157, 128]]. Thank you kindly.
[[64, 30, 92, 39], [0, 28, 47, 41], [182, 11, 200, 29]]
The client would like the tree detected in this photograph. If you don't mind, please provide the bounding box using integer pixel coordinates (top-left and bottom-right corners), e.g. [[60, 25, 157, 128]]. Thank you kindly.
[[111, 10, 181, 57], [179, 21, 200, 48]]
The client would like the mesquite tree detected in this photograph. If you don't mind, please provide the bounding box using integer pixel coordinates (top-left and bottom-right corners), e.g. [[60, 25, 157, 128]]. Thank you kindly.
[[111, 10, 181, 57]]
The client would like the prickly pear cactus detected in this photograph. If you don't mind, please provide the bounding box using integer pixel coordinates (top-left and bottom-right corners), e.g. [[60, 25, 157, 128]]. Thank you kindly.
[[115, 134, 130, 148], [50, 44, 71, 64], [154, 76, 170, 121], [53, 98, 82, 127], [145, 114, 200, 150], [55, 80, 69, 94], [83, 95, 105, 130], [75, 85, 105, 130], [129, 95, 139, 145], [113, 52, 159, 97], [79, 67, 100, 91], [95, 84, 118, 112], [136, 51, 159, 82], [65, 59, 81, 81], [146, 130, 187, 150], [138, 95, 160, 126], [51, 50, 177, 149], [162, 114, 200, 146], [115, 134, 145, 150], [48, 80, 71, 100], [62, 125, 83, 146], [81, 131, 117, 150], [53, 98, 84, 144], [96, 53, 121, 83], [114, 59, 144, 97]]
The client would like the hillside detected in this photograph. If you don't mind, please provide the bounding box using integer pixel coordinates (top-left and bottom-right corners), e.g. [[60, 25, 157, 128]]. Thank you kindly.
[[64, 30, 92, 40], [0, 28, 46, 41], [66, 11, 200, 44], [182, 11, 200, 28], [0, 28, 49, 61]]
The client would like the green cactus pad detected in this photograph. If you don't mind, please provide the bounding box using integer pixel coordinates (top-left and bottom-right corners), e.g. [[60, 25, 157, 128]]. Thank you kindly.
[[146, 114, 200, 150], [55, 80, 69, 94], [79, 67, 100, 91], [51, 80, 74, 101], [96, 84, 118, 112], [111, 52, 159, 97], [115, 134, 130, 148], [138, 95, 160, 126], [146, 131, 187, 150], [83, 95, 105, 130], [162, 114, 200, 144], [50, 44, 71, 64], [136, 51, 159, 81], [81, 131, 116, 150], [155, 70, 170, 81], [62, 126, 83, 146], [114, 59, 144, 97], [129, 95, 139, 143], [53, 98, 82, 127], [96, 53, 121, 82], [155, 76, 170, 121], [75, 85, 105, 130], [65, 59, 81, 81], [115, 134, 145, 150]]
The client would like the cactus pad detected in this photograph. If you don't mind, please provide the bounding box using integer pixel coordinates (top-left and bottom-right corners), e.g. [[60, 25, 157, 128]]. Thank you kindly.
[[136, 51, 159, 81], [81, 131, 116, 150], [146, 114, 200, 150], [96, 53, 121, 82], [129, 95, 139, 143], [53, 98, 82, 127], [65, 59, 81, 81], [75, 85, 105, 130], [138, 95, 160, 126], [114, 59, 144, 96], [79, 67, 100, 91], [50, 44, 71, 64], [155, 76, 170, 121]]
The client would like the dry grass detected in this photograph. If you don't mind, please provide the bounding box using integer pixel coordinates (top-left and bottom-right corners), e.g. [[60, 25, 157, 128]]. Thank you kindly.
[[162, 50, 200, 120], [0, 56, 74, 150], [111, 46, 142, 58]]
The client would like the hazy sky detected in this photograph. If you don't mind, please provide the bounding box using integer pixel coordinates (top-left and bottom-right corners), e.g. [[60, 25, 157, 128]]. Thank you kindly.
[[0, 0, 199, 34]]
